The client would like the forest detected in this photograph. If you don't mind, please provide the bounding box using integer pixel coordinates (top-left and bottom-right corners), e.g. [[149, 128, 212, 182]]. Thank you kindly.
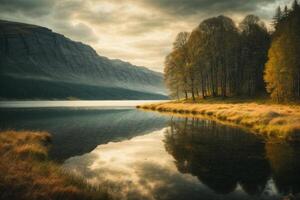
[[164, 0, 300, 102]]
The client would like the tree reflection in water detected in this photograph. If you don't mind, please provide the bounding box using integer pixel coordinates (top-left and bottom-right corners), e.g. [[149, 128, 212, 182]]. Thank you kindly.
[[266, 139, 300, 196], [164, 117, 300, 198]]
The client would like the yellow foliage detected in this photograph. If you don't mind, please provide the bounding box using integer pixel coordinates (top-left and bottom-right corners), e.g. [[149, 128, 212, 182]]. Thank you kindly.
[[264, 9, 300, 102]]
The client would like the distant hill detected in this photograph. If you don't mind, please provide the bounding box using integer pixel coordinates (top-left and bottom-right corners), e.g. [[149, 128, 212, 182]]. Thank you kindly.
[[0, 20, 167, 100]]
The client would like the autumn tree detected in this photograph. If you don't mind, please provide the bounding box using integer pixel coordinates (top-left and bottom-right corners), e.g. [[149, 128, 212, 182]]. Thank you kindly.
[[197, 15, 240, 97], [164, 32, 190, 100], [186, 28, 207, 99], [164, 0, 299, 102], [239, 15, 270, 96], [264, 1, 300, 102]]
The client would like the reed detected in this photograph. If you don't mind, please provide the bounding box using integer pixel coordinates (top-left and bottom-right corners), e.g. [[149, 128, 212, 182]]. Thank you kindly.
[[137, 101, 300, 140], [0, 130, 110, 200]]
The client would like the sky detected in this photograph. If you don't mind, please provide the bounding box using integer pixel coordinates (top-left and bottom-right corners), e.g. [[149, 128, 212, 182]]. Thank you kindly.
[[0, 0, 291, 72]]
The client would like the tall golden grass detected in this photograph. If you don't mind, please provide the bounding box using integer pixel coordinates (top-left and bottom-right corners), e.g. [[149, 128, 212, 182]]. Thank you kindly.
[[137, 102, 300, 139], [0, 130, 109, 200]]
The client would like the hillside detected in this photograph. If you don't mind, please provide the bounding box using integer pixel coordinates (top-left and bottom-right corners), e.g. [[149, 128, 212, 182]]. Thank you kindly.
[[0, 20, 167, 100]]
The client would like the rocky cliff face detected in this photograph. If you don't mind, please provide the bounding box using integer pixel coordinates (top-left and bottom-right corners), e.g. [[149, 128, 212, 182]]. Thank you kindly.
[[0, 20, 166, 100]]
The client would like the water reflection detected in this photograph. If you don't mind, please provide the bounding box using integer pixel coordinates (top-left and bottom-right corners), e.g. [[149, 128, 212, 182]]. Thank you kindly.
[[266, 140, 300, 196], [65, 130, 251, 200], [165, 118, 271, 197], [165, 118, 300, 199], [64, 117, 300, 200], [0, 108, 167, 160], [2, 105, 299, 199]]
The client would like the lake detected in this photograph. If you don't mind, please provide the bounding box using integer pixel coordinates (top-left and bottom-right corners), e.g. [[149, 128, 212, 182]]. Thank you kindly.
[[0, 101, 299, 200]]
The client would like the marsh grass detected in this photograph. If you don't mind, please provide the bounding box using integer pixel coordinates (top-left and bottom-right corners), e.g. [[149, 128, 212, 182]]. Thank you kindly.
[[0, 130, 110, 200], [137, 101, 300, 140]]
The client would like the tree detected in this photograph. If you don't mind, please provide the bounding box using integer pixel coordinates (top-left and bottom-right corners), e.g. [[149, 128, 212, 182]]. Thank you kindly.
[[164, 52, 181, 99], [164, 32, 190, 100], [273, 6, 282, 28], [239, 15, 270, 96], [164, 0, 299, 102], [197, 15, 240, 97], [187, 28, 207, 99], [283, 6, 290, 18], [292, 0, 299, 10], [264, 4, 300, 102]]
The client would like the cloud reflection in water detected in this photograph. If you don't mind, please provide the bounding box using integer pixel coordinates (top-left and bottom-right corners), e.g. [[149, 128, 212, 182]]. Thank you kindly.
[[63, 128, 266, 200]]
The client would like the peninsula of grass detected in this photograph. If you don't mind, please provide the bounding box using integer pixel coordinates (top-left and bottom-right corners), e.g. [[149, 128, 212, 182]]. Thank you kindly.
[[0, 130, 110, 200], [137, 98, 300, 140]]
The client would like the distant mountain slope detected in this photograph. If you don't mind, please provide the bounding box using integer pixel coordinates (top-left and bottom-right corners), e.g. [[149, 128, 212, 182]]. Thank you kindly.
[[0, 20, 167, 100]]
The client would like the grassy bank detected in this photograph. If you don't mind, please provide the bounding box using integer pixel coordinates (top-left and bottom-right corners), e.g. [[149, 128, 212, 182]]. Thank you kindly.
[[137, 101, 300, 139], [0, 130, 109, 200]]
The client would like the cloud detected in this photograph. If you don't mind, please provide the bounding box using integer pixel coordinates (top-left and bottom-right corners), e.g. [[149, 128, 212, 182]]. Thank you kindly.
[[0, 0, 58, 17], [0, 0, 289, 72], [63, 130, 207, 200], [54, 22, 98, 43], [136, 0, 276, 15]]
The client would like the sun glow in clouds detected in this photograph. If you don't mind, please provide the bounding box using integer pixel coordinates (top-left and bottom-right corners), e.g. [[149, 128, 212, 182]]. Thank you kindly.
[[0, 0, 289, 72]]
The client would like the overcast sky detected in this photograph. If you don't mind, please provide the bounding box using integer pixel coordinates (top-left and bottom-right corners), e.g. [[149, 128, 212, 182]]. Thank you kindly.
[[0, 0, 291, 72]]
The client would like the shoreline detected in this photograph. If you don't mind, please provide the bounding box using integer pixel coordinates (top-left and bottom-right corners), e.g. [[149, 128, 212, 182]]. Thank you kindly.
[[137, 101, 300, 140], [0, 130, 109, 200]]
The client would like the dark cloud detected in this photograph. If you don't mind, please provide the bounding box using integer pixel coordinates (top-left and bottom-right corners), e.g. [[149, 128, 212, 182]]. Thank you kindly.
[[0, 0, 287, 71], [0, 0, 58, 17], [134, 0, 278, 16]]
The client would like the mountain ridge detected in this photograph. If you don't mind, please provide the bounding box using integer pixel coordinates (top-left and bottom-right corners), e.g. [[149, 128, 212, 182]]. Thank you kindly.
[[0, 20, 166, 100]]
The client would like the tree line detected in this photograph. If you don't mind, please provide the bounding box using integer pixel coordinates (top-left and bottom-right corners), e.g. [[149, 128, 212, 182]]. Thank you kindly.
[[164, 0, 300, 102]]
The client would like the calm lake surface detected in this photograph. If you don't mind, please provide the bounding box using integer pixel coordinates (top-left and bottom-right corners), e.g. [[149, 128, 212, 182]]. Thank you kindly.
[[0, 101, 299, 200]]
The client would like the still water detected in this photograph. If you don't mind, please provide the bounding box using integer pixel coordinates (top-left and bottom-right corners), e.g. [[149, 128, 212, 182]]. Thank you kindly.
[[0, 101, 299, 200]]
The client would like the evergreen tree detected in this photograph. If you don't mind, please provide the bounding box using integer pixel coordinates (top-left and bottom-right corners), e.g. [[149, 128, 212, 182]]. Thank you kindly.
[[265, 3, 300, 102], [272, 6, 282, 28], [292, 0, 299, 10], [283, 5, 290, 18]]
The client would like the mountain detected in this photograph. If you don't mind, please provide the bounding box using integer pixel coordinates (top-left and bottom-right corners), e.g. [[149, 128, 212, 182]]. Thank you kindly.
[[0, 20, 167, 100]]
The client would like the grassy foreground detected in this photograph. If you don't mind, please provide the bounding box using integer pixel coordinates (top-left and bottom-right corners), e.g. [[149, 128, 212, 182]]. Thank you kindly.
[[0, 130, 109, 200], [137, 100, 300, 139]]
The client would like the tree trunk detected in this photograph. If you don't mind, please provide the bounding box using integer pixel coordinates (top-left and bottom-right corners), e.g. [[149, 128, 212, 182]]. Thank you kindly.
[[298, 71, 300, 98], [176, 87, 180, 101], [196, 88, 200, 97], [201, 71, 206, 99], [211, 65, 217, 97], [191, 79, 196, 101], [191, 90, 195, 101], [223, 65, 227, 98]]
